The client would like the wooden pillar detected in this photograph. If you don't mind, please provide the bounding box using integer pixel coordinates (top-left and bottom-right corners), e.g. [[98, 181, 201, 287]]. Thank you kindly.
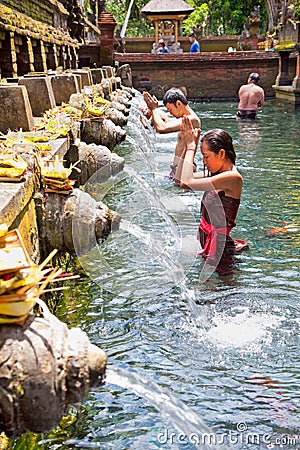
[[40, 40, 48, 72], [9, 32, 18, 77], [26, 37, 35, 73], [66, 45, 71, 69], [155, 21, 159, 43], [53, 44, 59, 69], [62, 45, 67, 70], [70, 47, 78, 69], [70, 46, 74, 69], [174, 20, 178, 43]]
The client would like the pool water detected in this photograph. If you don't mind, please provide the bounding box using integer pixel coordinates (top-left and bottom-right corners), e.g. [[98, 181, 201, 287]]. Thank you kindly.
[[15, 96, 300, 449]]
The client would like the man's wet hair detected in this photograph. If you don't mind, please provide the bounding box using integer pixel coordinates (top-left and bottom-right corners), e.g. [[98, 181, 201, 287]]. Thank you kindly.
[[163, 87, 188, 106], [249, 72, 260, 84]]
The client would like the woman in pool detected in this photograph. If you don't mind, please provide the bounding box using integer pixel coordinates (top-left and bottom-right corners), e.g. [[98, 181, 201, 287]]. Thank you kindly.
[[176, 116, 247, 274]]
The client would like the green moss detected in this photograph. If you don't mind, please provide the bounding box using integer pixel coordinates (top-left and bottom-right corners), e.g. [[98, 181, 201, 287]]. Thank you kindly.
[[275, 40, 296, 51]]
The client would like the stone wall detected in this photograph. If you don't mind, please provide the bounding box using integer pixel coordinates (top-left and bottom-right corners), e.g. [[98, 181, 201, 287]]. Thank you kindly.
[[115, 50, 296, 100], [78, 43, 100, 68]]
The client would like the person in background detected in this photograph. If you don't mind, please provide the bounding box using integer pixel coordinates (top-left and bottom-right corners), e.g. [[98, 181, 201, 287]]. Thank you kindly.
[[189, 33, 200, 53], [237, 73, 265, 120], [143, 88, 200, 179], [176, 116, 247, 275], [156, 38, 169, 54]]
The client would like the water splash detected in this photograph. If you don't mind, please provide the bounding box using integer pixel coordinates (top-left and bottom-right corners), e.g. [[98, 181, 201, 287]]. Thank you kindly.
[[127, 102, 157, 152], [120, 218, 185, 282], [207, 307, 283, 349], [125, 135, 156, 171]]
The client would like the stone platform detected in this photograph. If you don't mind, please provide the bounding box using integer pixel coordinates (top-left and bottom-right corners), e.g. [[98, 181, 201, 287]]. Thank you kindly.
[[273, 85, 300, 105]]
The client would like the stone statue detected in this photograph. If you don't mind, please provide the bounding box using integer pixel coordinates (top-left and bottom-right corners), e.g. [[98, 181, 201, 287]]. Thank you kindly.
[[238, 6, 261, 50]]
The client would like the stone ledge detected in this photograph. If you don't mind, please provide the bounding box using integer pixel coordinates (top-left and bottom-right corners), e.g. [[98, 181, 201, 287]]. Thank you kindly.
[[273, 85, 300, 105], [115, 50, 280, 63]]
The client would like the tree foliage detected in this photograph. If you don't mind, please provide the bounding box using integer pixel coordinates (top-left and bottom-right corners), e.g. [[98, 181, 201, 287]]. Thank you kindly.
[[106, 0, 154, 36], [182, 3, 209, 35], [104, 0, 276, 37], [294, 0, 300, 19], [205, 0, 268, 35]]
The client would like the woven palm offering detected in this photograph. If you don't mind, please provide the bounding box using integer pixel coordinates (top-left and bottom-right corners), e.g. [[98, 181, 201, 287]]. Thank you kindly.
[[0, 151, 27, 181], [41, 155, 76, 194], [0, 228, 72, 325]]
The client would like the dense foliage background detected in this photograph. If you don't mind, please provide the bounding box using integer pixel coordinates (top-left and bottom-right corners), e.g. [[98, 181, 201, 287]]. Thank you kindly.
[[105, 0, 269, 37]]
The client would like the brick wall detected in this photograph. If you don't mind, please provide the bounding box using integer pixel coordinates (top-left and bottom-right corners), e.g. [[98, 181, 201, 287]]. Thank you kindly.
[[115, 51, 296, 100]]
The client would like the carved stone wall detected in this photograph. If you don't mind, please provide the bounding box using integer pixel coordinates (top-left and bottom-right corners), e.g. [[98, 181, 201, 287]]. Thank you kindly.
[[0, 1, 80, 77], [1, 0, 68, 28]]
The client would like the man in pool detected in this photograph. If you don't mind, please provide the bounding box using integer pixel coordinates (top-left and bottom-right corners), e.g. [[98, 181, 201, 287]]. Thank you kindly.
[[143, 88, 201, 179], [237, 72, 265, 120]]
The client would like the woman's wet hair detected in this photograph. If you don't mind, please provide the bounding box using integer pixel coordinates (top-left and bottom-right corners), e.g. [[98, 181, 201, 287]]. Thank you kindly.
[[163, 88, 188, 106], [201, 128, 236, 165]]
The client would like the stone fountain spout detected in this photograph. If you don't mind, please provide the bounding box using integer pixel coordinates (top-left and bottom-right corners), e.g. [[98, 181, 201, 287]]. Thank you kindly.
[[37, 188, 121, 257], [0, 314, 107, 438]]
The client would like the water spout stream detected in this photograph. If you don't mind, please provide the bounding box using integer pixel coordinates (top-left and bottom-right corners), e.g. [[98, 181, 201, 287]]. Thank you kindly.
[[119, 218, 210, 329], [125, 135, 156, 171], [106, 365, 226, 450]]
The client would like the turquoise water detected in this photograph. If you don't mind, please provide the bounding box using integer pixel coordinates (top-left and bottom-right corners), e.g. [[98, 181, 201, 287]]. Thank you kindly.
[[19, 96, 300, 449]]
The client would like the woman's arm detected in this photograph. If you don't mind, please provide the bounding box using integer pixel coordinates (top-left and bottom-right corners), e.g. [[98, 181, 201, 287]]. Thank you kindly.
[[180, 162, 242, 194], [174, 118, 199, 183], [178, 116, 242, 196]]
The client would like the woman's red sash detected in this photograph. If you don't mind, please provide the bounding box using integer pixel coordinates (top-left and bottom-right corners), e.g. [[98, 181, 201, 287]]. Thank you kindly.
[[199, 217, 232, 259]]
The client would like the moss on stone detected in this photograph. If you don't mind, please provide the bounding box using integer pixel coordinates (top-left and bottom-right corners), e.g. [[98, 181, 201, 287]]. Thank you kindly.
[[275, 40, 296, 51]]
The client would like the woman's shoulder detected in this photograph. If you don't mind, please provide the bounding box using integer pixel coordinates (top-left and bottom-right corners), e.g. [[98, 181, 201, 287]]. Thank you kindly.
[[213, 169, 243, 198], [215, 168, 243, 181]]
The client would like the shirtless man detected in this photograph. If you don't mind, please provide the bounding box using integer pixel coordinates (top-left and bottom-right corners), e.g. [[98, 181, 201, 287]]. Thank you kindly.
[[143, 88, 201, 179], [237, 73, 265, 120]]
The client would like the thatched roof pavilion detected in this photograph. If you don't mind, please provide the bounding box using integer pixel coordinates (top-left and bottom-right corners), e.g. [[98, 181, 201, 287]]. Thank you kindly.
[[141, 0, 194, 43]]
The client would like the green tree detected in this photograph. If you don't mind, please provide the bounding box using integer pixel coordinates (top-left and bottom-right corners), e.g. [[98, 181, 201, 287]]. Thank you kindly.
[[104, 0, 272, 37], [296, 0, 300, 19], [106, 0, 154, 36], [182, 3, 209, 35], [206, 0, 268, 35]]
